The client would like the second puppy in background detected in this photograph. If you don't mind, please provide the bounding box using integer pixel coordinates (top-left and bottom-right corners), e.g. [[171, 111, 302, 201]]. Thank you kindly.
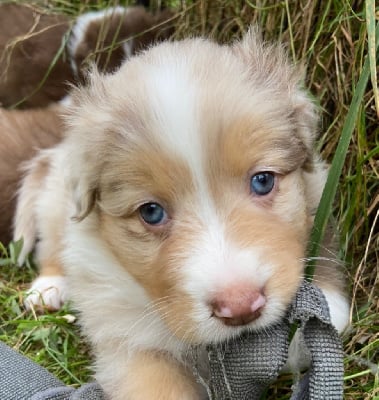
[[0, 3, 173, 108], [14, 30, 349, 399], [0, 106, 63, 246]]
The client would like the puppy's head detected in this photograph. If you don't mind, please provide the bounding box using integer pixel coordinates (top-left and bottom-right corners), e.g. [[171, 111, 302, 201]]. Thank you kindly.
[[64, 30, 325, 344]]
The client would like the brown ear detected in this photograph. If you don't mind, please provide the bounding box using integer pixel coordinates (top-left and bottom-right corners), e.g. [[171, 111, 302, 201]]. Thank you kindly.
[[63, 69, 108, 222], [291, 90, 319, 168], [69, 175, 98, 222], [234, 27, 320, 166]]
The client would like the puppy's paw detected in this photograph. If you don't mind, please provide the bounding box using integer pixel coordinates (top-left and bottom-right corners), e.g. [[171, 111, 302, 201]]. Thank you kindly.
[[25, 276, 67, 311]]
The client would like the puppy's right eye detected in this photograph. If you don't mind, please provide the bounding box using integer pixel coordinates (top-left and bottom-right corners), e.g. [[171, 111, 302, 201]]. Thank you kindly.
[[139, 202, 168, 226]]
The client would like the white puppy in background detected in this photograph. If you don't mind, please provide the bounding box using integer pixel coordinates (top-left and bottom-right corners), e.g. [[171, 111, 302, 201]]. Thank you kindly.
[[14, 30, 349, 400]]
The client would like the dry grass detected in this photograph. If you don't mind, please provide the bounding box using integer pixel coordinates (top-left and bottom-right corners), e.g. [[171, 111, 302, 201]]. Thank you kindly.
[[0, 0, 378, 398]]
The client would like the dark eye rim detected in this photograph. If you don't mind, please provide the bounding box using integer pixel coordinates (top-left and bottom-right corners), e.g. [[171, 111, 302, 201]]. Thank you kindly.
[[250, 171, 276, 196], [138, 202, 169, 226]]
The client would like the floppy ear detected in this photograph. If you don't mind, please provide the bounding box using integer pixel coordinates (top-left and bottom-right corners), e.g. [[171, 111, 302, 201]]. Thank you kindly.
[[62, 69, 109, 222], [234, 27, 319, 167], [290, 90, 319, 168], [68, 166, 99, 222], [63, 124, 102, 221]]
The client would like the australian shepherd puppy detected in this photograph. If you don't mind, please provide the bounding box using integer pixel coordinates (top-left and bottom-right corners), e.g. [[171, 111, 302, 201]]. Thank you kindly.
[[14, 30, 349, 399], [0, 3, 72, 108], [0, 106, 63, 245], [0, 3, 172, 108]]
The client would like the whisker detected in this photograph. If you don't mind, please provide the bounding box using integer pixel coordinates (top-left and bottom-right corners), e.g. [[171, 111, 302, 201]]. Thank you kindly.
[[115, 296, 173, 349], [301, 256, 344, 266]]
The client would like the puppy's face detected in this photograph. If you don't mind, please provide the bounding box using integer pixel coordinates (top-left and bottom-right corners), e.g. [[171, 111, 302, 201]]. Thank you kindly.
[[66, 33, 320, 344]]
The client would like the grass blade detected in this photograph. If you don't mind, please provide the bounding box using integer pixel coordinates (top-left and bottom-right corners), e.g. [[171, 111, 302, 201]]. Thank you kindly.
[[305, 18, 379, 281], [366, 0, 379, 118]]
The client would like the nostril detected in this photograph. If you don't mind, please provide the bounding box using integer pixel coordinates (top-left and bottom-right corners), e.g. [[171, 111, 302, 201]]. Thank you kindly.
[[213, 304, 233, 319], [250, 293, 266, 313], [210, 287, 266, 327]]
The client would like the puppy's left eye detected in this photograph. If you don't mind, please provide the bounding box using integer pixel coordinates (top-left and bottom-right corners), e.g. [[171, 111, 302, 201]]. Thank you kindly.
[[139, 202, 168, 225], [250, 172, 275, 195]]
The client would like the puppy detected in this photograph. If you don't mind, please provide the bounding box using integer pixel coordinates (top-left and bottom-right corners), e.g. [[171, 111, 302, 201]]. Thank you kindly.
[[0, 3, 173, 108], [0, 106, 64, 246], [0, 3, 71, 108], [67, 6, 174, 81], [14, 31, 349, 399]]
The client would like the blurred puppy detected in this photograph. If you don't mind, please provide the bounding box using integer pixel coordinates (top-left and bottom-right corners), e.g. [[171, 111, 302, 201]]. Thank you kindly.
[[0, 106, 63, 245], [68, 6, 174, 81], [14, 31, 349, 399], [0, 3, 71, 108], [0, 3, 173, 108]]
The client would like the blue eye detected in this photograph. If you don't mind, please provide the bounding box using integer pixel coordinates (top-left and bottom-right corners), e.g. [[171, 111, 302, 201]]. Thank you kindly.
[[139, 202, 167, 225], [250, 172, 275, 195]]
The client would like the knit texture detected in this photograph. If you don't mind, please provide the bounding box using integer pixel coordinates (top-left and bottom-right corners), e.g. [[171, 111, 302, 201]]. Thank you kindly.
[[196, 280, 344, 400], [0, 341, 105, 400]]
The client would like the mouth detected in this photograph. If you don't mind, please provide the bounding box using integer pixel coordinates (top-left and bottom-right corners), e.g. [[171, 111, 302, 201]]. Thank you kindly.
[[211, 306, 264, 327], [193, 294, 291, 345]]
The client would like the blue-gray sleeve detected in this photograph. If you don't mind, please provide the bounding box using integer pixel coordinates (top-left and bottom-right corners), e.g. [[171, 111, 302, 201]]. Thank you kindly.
[[0, 341, 106, 400]]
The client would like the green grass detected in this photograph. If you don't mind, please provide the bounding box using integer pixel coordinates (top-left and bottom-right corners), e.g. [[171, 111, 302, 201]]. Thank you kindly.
[[0, 242, 92, 386], [1, 0, 378, 399]]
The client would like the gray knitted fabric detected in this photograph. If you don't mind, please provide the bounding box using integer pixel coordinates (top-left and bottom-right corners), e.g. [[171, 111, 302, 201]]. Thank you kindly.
[[0, 341, 106, 400], [196, 280, 344, 400], [0, 281, 343, 399]]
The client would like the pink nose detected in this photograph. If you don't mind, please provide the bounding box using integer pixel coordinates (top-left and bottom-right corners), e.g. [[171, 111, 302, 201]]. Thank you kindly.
[[210, 284, 266, 326]]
